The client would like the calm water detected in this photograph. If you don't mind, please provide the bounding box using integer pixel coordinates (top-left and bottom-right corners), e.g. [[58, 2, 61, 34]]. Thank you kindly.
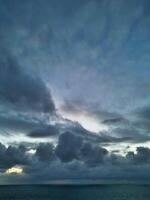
[[0, 184, 150, 200]]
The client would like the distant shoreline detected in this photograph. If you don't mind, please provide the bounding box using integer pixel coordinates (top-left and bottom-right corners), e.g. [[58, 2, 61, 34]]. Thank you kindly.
[[0, 181, 150, 186]]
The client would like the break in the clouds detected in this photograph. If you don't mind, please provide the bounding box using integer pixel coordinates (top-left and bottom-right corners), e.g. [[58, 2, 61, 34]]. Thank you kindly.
[[0, 0, 150, 184]]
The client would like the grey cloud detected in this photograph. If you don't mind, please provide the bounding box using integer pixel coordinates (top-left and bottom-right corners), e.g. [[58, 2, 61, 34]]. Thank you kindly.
[[61, 122, 102, 142], [0, 0, 149, 183], [110, 126, 150, 143], [0, 114, 43, 133], [35, 143, 55, 162], [66, 121, 135, 144], [102, 117, 126, 125], [127, 147, 150, 164], [135, 106, 150, 120], [27, 119, 133, 145], [55, 131, 113, 166], [60, 100, 85, 114], [56, 132, 83, 162], [133, 106, 150, 132], [0, 143, 29, 169], [80, 142, 108, 166], [0, 51, 55, 113], [27, 118, 137, 146], [28, 125, 59, 138], [113, 105, 150, 142], [27, 120, 94, 139], [0, 0, 149, 116], [61, 99, 123, 122], [0, 141, 150, 183]]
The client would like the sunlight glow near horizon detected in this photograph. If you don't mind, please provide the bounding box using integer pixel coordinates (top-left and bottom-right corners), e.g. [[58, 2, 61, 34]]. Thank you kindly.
[[59, 111, 108, 133], [5, 166, 23, 175]]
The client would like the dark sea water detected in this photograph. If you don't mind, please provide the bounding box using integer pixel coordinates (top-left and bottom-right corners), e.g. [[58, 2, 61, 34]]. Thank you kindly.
[[0, 184, 150, 200]]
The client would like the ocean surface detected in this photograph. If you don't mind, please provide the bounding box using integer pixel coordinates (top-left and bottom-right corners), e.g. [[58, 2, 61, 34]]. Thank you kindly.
[[0, 184, 150, 200]]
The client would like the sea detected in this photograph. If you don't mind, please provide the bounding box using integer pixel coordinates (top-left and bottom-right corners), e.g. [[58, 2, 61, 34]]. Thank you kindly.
[[0, 184, 150, 200]]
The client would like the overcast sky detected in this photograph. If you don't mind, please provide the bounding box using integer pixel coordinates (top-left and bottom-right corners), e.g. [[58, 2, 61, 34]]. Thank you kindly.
[[0, 0, 150, 184]]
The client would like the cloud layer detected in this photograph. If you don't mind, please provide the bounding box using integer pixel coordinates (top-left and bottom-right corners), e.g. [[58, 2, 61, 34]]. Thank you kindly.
[[0, 0, 150, 183], [1, 134, 150, 183]]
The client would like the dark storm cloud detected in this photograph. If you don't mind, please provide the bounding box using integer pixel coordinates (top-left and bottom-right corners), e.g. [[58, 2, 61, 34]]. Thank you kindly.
[[126, 147, 150, 164], [0, 51, 55, 113], [28, 125, 59, 138], [55, 131, 121, 166], [35, 143, 55, 162], [56, 132, 83, 162], [80, 142, 108, 166], [1, 141, 150, 183], [0, 143, 29, 169], [61, 122, 101, 142], [0, 114, 43, 133]]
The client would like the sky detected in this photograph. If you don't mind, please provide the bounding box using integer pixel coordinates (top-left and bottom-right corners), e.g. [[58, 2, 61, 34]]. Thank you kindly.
[[0, 0, 150, 184]]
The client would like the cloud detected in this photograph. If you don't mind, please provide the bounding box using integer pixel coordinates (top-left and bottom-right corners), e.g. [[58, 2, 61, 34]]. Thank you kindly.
[[56, 132, 83, 162], [0, 0, 149, 184], [0, 140, 150, 183], [27, 119, 134, 145], [60, 99, 123, 122], [80, 142, 108, 166], [102, 117, 126, 125], [127, 147, 150, 164], [28, 125, 59, 138], [55, 131, 121, 166], [109, 126, 150, 144], [0, 114, 43, 133], [135, 106, 150, 120], [0, 143, 29, 169], [0, 51, 55, 113], [133, 105, 150, 132], [35, 143, 55, 162]]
